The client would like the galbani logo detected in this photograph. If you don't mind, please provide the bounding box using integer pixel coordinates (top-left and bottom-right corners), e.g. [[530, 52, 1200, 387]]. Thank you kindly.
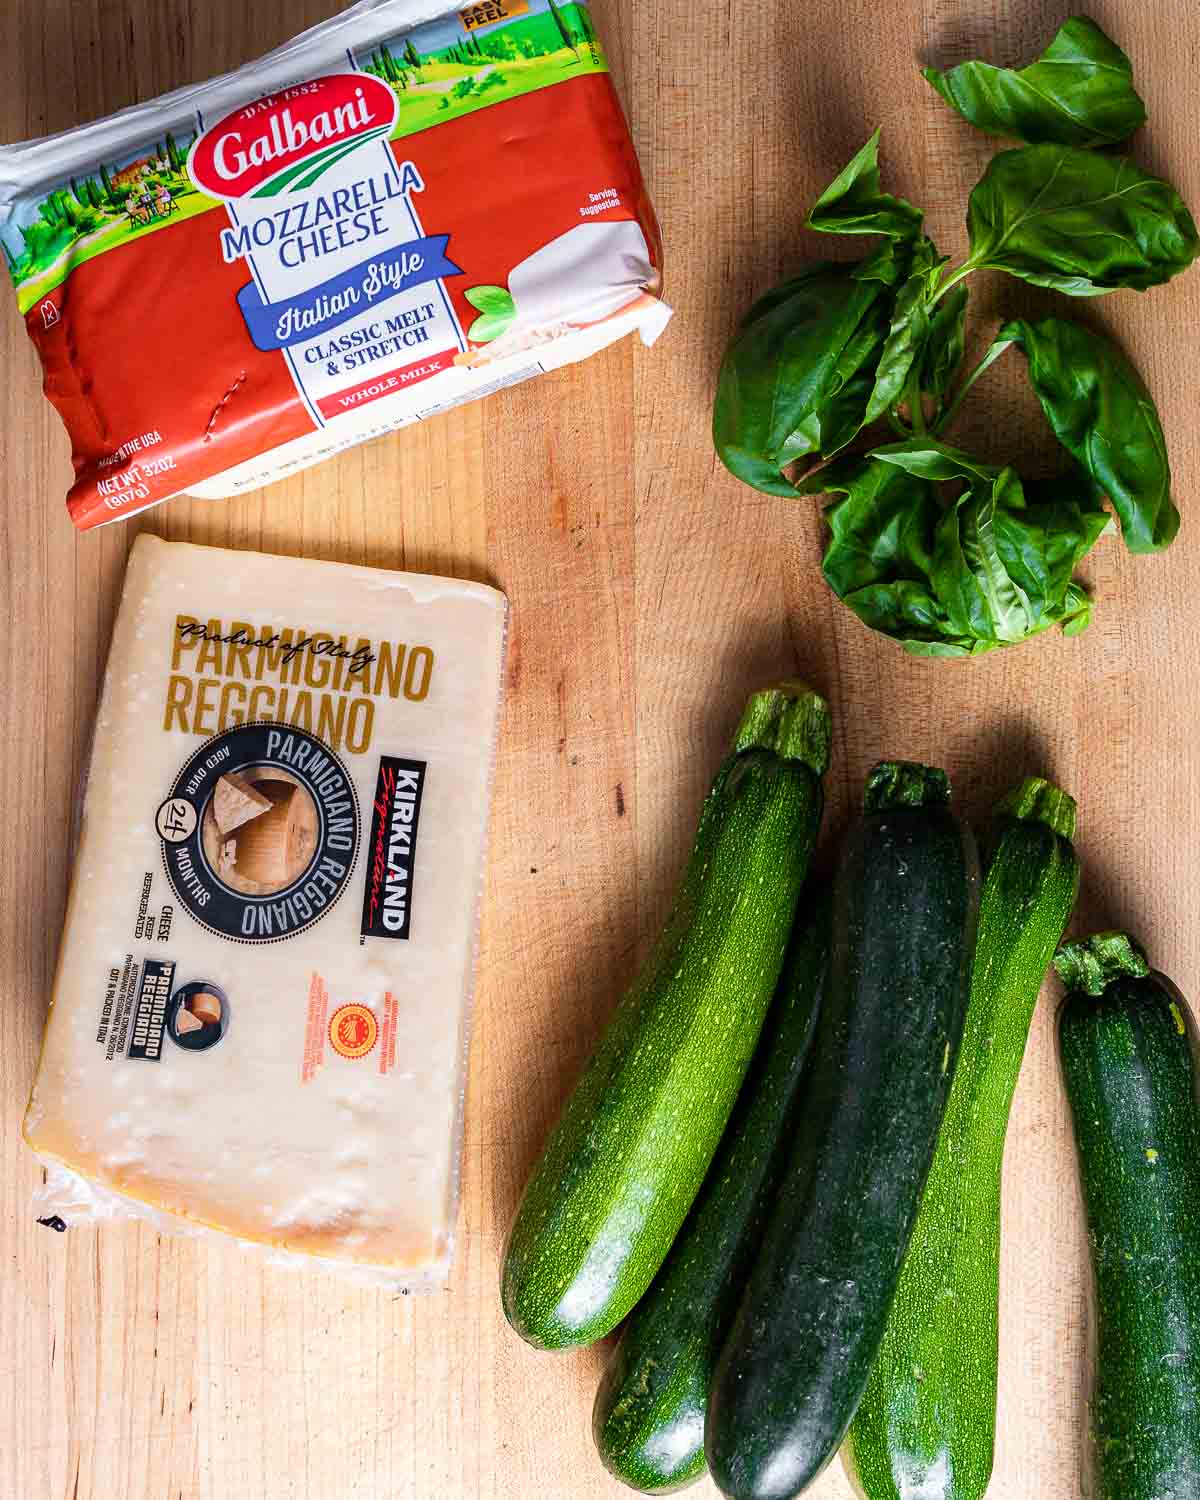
[[189, 75, 399, 200]]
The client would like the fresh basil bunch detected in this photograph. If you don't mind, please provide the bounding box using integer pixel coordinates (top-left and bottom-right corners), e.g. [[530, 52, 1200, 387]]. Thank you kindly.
[[713, 16, 1198, 657]]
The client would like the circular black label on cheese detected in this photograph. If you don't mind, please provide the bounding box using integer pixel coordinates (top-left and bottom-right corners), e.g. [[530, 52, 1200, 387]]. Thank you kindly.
[[168, 981, 231, 1050], [158, 722, 360, 943]]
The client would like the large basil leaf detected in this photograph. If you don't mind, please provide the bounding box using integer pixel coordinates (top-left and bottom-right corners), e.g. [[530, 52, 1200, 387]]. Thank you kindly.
[[1019, 469, 1110, 638], [924, 17, 1146, 148], [935, 467, 1040, 645], [864, 271, 930, 425], [1013, 467, 1112, 636], [998, 316, 1179, 553], [735, 263, 845, 333], [778, 308, 890, 464], [934, 466, 1107, 645], [714, 263, 888, 495], [965, 146, 1200, 294], [807, 130, 924, 241], [816, 440, 1110, 653], [868, 444, 1036, 647], [809, 458, 967, 653], [859, 236, 944, 425], [870, 438, 1110, 627], [853, 237, 909, 287], [920, 284, 969, 401], [869, 437, 998, 484]]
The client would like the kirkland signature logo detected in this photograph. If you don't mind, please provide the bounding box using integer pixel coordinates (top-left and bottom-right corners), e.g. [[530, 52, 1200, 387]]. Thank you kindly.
[[188, 75, 400, 200]]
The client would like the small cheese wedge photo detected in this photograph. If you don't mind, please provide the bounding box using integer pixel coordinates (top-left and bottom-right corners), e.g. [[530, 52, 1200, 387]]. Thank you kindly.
[[190, 992, 222, 1026], [205, 775, 320, 895], [229, 780, 317, 891], [212, 770, 273, 835], [175, 1009, 204, 1036]]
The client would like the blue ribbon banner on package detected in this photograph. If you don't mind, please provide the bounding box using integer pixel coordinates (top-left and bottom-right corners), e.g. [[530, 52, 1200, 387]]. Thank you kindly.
[[237, 236, 461, 352]]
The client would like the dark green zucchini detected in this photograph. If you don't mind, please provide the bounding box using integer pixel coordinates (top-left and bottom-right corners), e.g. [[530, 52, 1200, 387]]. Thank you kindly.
[[706, 762, 979, 1500], [501, 684, 831, 1351], [1057, 933, 1200, 1500], [847, 777, 1080, 1500], [593, 894, 831, 1493]]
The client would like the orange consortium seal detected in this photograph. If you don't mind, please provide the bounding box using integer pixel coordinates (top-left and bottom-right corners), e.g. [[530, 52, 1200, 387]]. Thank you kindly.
[[329, 1003, 379, 1061]]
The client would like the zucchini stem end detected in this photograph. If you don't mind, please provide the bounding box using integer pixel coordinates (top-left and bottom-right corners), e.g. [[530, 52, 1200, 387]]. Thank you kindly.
[[996, 776, 1077, 841], [735, 682, 832, 776], [1054, 932, 1150, 996], [864, 760, 951, 814]]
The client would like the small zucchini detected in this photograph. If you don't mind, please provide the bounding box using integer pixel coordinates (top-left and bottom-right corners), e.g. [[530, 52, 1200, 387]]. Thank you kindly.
[[707, 762, 979, 1500], [501, 683, 831, 1351], [1057, 933, 1200, 1500], [593, 893, 831, 1492], [847, 777, 1080, 1500]]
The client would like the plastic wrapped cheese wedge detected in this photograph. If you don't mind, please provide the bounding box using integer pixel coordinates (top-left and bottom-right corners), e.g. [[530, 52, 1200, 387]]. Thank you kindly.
[[0, 0, 668, 530], [25, 536, 507, 1284]]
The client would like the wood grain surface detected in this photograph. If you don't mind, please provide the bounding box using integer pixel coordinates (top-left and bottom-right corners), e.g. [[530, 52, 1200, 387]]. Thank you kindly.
[[1, 1, 1198, 1497]]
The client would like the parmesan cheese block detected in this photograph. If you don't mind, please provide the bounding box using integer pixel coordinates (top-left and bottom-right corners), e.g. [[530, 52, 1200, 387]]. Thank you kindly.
[[25, 535, 507, 1280]]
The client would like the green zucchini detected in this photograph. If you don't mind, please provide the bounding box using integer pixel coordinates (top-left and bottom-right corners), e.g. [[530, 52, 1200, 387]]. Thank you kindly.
[[1057, 933, 1200, 1500], [846, 777, 1079, 1500], [707, 762, 979, 1500], [593, 893, 831, 1493], [501, 683, 831, 1351]]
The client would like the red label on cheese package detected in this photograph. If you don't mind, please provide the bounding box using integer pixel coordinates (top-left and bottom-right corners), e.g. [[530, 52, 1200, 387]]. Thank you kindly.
[[0, 0, 667, 530]]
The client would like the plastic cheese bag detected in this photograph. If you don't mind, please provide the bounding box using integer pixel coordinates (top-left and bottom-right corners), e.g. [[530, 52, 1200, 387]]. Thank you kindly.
[[0, 0, 669, 529]]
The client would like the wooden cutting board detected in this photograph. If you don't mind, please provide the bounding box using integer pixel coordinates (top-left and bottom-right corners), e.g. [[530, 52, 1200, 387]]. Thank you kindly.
[[1, 1, 1196, 1496]]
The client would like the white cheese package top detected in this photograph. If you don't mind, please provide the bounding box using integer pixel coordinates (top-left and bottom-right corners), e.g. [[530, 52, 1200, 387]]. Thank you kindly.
[[25, 535, 507, 1283]]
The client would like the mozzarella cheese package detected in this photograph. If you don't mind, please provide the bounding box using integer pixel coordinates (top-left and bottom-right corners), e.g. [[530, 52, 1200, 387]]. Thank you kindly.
[[0, 0, 668, 529], [25, 536, 507, 1283]]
